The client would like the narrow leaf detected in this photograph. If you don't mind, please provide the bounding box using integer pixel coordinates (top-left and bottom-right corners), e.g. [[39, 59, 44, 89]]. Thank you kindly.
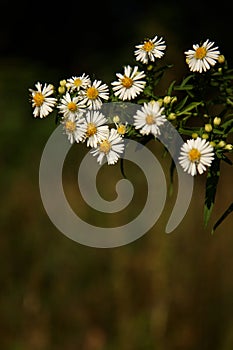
[[169, 159, 176, 196], [167, 80, 176, 95], [120, 158, 127, 179], [204, 158, 221, 227], [212, 202, 233, 234], [176, 101, 202, 116]]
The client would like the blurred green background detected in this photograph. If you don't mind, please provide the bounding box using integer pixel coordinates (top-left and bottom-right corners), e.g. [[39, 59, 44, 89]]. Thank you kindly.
[[1, 1, 233, 349]]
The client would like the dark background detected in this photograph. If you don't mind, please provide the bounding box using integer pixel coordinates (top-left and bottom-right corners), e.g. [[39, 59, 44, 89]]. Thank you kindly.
[[1, 1, 233, 349], [2, 1, 233, 74]]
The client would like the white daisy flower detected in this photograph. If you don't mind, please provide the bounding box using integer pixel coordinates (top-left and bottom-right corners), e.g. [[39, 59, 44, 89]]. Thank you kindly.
[[29, 82, 57, 118], [178, 137, 215, 176], [133, 101, 166, 137], [185, 39, 220, 73], [83, 110, 109, 147], [81, 80, 109, 109], [57, 92, 86, 119], [111, 65, 146, 101], [66, 74, 91, 92], [91, 128, 125, 165], [61, 116, 86, 144], [134, 35, 166, 64]]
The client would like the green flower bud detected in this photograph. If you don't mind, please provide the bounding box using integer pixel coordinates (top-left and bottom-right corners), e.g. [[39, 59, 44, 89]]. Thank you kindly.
[[210, 141, 216, 147], [157, 98, 163, 107], [60, 79, 66, 86], [192, 133, 198, 139], [218, 55, 225, 64], [217, 140, 226, 148], [163, 96, 172, 104], [168, 113, 176, 120], [224, 144, 233, 151], [205, 124, 213, 132], [202, 133, 209, 139], [213, 117, 221, 126], [58, 86, 66, 94]]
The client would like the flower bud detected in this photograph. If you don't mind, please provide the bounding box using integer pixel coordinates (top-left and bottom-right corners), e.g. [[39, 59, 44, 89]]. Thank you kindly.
[[213, 117, 221, 126], [204, 124, 213, 132], [224, 144, 233, 151], [157, 98, 163, 107], [209, 141, 216, 147], [202, 133, 209, 139], [113, 115, 120, 123], [58, 86, 66, 94], [171, 96, 177, 104], [163, 96, 171, 104], [60, 79, 67, 86], [168, 113, 176, 120], [217, 140, 226, 148], [192, 133, 198, 139], [218, 55, 225, 64]]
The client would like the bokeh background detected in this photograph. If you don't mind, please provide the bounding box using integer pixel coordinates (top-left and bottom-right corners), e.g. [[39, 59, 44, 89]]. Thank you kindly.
[[1, 1, 233, 349]]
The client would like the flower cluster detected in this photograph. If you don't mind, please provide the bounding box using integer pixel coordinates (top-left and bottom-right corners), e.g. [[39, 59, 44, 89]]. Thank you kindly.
[[29, 35, 233, 231]]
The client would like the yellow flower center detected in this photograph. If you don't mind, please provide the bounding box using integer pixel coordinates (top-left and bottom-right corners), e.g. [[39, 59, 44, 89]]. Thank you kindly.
[[99, 139, 111, 154], [86, 86, 99, 100], [188, 148, 201, 162], [65, 120, 76, 132], [195, 47, 207, 59], [86, 122, 97, 137], [67, 102, 77, 112], [74, 78, 82, 87], [145, 114, 155, 125], [142, 41, 155, 52], [121, 76, 133, 88], [117, 124, 126, 135], [33, 92, 44, 107]]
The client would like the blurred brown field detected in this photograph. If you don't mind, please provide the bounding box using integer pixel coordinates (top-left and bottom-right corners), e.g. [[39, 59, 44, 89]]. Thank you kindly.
[[1, 3, 233, 349]]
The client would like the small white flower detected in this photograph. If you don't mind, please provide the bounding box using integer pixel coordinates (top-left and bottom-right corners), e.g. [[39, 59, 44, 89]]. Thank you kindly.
[[29, 82, 57, 118], [185, 39, 220, 73], [111, 65, 146, 101], [134, 35, 166, 64], [81, 80, 109, 109], [83, 110, 109, 147], [179, 137, 215, 176], [57, 92, 86, 119], [66, 74, 91, 92], [133, 101, 166, 137], [61, 116, 86, 144], [91, 128, 125, 165]]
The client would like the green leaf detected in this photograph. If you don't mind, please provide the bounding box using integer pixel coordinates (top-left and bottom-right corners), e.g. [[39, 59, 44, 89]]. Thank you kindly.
[[204, 158, 221, 227], [221, 117, 233, 134], [167, 80, 176, 95], [120, 158, 127, 179], [175, 95, 189, 114], [176, 101, 202, 116], [174, 85, 194, 91], [169, 159, 176, 196], [220, 153, 233, 166], [211, 202, 233, 234], [179, 74, 195, 88]]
